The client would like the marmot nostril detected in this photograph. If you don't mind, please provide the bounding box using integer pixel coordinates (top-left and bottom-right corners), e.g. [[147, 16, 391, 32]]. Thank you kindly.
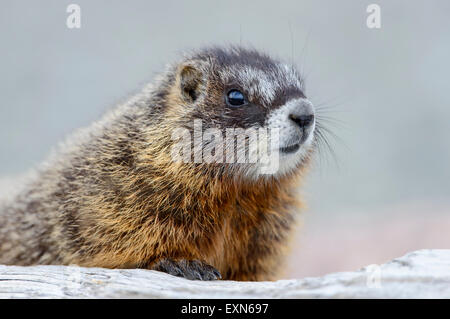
[[289, 114, 314, 129]]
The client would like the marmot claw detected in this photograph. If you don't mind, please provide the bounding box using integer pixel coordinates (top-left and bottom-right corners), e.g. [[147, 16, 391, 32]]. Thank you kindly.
[[150, 259, 222, 281]]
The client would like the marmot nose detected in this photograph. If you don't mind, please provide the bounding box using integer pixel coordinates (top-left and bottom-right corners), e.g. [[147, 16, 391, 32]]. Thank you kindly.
[[289, 114, 314, 129]]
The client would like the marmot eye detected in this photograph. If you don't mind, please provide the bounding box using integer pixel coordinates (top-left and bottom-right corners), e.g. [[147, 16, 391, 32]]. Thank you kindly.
[[226, 89, 246, 107]]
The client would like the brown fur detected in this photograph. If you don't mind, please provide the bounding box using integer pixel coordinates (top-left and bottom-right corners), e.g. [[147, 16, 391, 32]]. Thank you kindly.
[[0, 46, 313, 281]]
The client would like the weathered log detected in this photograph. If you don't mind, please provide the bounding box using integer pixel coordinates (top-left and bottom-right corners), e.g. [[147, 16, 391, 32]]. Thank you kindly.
[[0, 249, 449, 298]]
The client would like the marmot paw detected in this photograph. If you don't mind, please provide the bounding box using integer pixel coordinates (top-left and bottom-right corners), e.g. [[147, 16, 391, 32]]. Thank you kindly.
[[150, 259, 222, 281]]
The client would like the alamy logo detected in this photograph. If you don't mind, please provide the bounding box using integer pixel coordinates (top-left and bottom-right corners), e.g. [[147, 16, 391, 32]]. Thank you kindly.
[[366, 4, 381, 29], [366, 264, 382, 288], [171, 120, 281, 174], [66, 4, 81, 29], [57, 264, 83, 295]]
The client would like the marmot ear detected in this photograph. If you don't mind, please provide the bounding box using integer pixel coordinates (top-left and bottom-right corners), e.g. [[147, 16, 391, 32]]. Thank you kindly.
[[178, 63, 204, 102]]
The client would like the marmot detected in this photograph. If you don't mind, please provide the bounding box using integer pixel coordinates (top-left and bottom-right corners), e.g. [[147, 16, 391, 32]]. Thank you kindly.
[[0, 46, 316, 281]]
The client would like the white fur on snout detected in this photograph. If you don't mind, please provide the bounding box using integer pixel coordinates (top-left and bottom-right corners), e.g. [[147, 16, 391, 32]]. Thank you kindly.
[[265, 98, 315, 175]]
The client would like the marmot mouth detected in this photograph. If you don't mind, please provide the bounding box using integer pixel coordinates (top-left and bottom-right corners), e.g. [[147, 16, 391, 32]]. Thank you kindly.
[[280, 143, 300, 154]]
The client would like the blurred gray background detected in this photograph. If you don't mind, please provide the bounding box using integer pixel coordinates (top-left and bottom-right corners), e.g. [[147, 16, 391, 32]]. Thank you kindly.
[[1, 0, 449, 278]]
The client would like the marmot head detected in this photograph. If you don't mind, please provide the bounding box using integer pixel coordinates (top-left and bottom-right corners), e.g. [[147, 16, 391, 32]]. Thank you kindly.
[[163, 46, 315, 179]]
